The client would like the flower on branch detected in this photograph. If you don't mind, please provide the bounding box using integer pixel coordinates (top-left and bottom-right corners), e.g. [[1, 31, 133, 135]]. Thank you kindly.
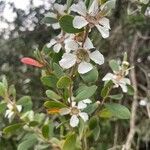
[[59, 99, 92, 127], [47, 32, 69, 53], [70, 0, 110, 38], [102, 61, 131, 92], [5, 103, 22, 122], [59, 37, 104, 74], [45, 3, 67, 29]]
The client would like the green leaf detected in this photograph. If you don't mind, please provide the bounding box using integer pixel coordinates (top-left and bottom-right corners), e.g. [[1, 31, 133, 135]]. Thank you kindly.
[[41, 75, 58, 88], [17, 96, 32, 113], [57, 76, 72, 89], [59, 15, 83, 33], [3, 123, 24, 134], [101, 80, 113, 98], [42, 124, 49, 139], [0, 82, 5, 97], [46, 90, 61, 101], [0, 102, 7, 114], [89, 117, 100, 141], [75, 85, 97, 101], [9, 84, 16, 100], [99, 108, 112, 118], [127, 85, 134, 96], [67, 0, 73, 10], [44, 101, 66, 109], [29, 121, 39, 127], [53, 63, 65, 78], [105, 103, 131, 119], [109, 94, 123, 100], [109, 59, 120, 72], [84, 103, 98, 115], [42, 17, 58, 24], [17, 134, 37, 150], [63, 133, 77, 150], [80, 67, 98, 83]]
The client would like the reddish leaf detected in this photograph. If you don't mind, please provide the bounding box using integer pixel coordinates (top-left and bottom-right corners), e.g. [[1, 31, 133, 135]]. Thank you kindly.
[[21, 57, 44, 68]]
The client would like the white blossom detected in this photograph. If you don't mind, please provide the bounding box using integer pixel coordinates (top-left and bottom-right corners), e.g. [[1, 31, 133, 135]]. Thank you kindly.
[[5, 103, 22, 122], [59, 38, 104, 74], [70, 0, 110, 38], [47, 32, 69, 53], [59, 99, 92, 127], [45, 3, 67, 29], [102, 73, 130, 92]]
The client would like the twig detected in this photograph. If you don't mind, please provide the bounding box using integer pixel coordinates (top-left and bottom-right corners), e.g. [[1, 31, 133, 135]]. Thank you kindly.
[[122, 34, 139, 150]]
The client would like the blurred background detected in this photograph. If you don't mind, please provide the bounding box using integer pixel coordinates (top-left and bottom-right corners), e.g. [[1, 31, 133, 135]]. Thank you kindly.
[[0, 0, 150, 149]]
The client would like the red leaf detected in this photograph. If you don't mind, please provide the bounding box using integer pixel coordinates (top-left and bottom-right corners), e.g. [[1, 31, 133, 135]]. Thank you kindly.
[[21, 57, 44, 68]]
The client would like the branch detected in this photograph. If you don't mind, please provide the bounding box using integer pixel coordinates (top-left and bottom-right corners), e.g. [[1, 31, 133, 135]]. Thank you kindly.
[[122, 34, 139, 150]]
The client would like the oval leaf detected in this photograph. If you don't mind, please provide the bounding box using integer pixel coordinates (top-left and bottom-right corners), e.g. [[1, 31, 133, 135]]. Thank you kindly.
[[46, 90, 61, 101], [57, 76, 72, 89]]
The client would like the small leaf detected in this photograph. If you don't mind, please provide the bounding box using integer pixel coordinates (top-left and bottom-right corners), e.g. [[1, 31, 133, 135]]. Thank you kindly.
[[80, 67, 98, 83], [21, 57, 44, 68], [109, 94, 123, 100], [59, 15, 83, 33], [105, 103, 131, 119], [75, 85, 97, 101], [41, 75, 58, 88], [84, 103, 99, 115], [44, 101, 66, 109], [0, 82, 5, 97], [3, 123, 24, 134], [29, 121, 39, 127], [46, 90, 61, 101], [109, 59, 120, 72], [42, 17, 58, 24], [17, 96, 32, 113], [101, 80, 113, 98], [127, 85, 134, 96], [99, 108, 112, 118], [0, 102, 7, 114], [63, 133, 77, 150], [57, 76, 72, 89], [53, 63, 65, 78], [17, 134, 37, 150], [42, 124, 49, 139]]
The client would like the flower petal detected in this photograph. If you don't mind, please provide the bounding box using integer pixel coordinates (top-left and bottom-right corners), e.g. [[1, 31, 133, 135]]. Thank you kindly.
[[88, 0, 99, 16], [99, 17, 110, 29], [95, 24, 110, 38], [70, 1, 87, 16], [65, 39, 79, 52], [70, 115, 79, 127], [59, 53, 76, 69], [45, 12, 57, 18], [53, 43, 62, 53], [79, 112, 89, 122], [102, 73, 114, 81], [120, 84, 128, 93], [54, 4, 67, 15], [47, 39, 57, 48], [73, 16, 88, 29], [82, 99, 92, 104], [77, 101, 87, 109], [16, 105, 22, 112], [78, 61, 93, 74], [89, 50, 104, 65], [59, 108, 71, 115], [84, 37, 94, 49], [52, 23, 60, 29]]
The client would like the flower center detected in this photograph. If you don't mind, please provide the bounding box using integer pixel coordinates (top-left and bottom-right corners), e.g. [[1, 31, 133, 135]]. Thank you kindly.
[[76, 49, 90, 62], [70, 107, 79, 115]]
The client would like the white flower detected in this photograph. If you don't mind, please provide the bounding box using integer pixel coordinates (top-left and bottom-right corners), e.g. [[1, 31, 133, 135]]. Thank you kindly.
[[102, 73, 131, 93], [5, 103, 22, 122], [59, 38, 104, 74], [59, 99, 92, 127], [47, 32, 69, 53], [45, 3, 67, 29], [70, 0, 110, 38]]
